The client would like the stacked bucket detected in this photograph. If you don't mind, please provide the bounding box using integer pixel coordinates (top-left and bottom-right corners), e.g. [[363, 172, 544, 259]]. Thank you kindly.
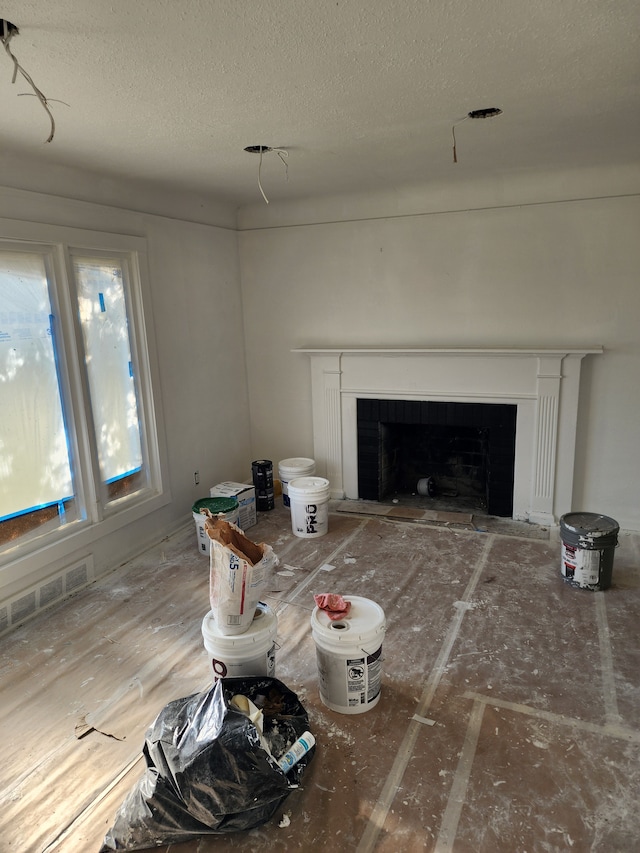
[[196, 503, 278, 683], [195, 458, 387, 713], [201, 601, 278, 683], [278, 457, 331, 539]]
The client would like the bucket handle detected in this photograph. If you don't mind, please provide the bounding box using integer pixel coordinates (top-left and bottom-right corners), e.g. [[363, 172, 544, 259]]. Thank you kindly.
[[361, 646, 385, 662]]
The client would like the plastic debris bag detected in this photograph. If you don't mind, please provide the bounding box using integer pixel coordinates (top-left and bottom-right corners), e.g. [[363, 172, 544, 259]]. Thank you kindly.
[[100, 676, 314, 852], [205, 517, 279, 635]]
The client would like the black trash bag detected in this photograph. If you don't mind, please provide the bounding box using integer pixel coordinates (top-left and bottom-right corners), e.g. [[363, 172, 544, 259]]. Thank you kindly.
[[100, 676, 315, 852]]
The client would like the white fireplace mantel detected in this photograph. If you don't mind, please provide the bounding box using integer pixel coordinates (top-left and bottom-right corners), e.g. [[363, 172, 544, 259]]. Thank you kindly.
[[294, 346, 603, 525]]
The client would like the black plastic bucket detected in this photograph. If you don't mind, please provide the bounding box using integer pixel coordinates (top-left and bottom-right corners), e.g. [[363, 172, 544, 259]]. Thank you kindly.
[[560, 512, 619, 591], [252, 459, 274, 511]]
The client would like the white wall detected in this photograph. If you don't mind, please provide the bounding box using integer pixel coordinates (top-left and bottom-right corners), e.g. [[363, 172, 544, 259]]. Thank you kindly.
[[0, 185, 251, 610], [2, 158, 639, 620], [238, 166, 640, 530]]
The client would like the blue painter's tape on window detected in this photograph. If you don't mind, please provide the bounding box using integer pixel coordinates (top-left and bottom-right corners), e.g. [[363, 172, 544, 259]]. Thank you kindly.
[[98, 292, 106, 312], [129, 360, 133, 377], [0, 496, 74, 524], [104, 466, 142, 485]]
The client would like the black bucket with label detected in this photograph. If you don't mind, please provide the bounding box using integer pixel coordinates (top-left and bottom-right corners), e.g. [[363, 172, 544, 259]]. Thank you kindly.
[[252, 459, 274, 511], [560, 512, 619, 591]]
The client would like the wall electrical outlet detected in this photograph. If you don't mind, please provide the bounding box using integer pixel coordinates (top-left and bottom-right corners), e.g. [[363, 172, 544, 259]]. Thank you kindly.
[[194, 471, 200, 486]]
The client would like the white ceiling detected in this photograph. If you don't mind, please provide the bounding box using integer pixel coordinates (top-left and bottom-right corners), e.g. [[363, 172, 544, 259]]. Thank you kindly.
[[1, 1, 638, 210]]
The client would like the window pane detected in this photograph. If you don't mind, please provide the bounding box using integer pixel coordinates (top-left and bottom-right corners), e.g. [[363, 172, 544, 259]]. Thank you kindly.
[[0, 251, 77, 547], [72, 257, 145, 500]]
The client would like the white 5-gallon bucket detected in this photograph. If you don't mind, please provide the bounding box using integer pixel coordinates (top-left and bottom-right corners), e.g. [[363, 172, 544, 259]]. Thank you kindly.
[[310, 595, 385, 714], [201, 601, 277, 682], [192, 497, 240, 554], [278, 457, 316, 507], [288, 476, 330, 538]]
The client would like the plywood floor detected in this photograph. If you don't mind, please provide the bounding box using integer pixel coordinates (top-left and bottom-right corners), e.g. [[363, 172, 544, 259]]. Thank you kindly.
[[2, 502, 639, 852]]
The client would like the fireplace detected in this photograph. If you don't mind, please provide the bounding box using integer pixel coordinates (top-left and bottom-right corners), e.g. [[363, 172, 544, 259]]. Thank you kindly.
[[357, 399, 516, 516], [295, 347, 603, 525]]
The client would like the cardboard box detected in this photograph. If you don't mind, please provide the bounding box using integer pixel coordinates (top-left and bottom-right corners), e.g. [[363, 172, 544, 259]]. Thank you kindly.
[[209, 482, 257, 529]]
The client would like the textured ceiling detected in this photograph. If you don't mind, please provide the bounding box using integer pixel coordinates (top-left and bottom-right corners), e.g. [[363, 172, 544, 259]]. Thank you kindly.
[[1, 0, 638, 209]]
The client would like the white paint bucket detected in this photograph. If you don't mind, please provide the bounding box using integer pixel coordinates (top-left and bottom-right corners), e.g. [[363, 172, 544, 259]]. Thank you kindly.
[[310, 595, 385, 714], [278, 457, 316, 507], [288, 476, 330, 538], [192, 497, 240, 554], [201, 601, 277, 682]]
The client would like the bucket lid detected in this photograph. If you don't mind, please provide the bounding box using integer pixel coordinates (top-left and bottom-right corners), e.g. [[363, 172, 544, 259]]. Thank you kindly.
[[311, 595, 385, 644], [192, 496, 239, 515], [279, 457, 316, 471], [560, 512, 619, 537], [287, 476, 330, 494], [201, 602, 277, 645]]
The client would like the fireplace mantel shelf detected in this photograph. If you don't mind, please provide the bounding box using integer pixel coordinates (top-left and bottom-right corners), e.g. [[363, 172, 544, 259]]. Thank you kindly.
[[294, 346, 604, 356], [298, 346, 604, 525]]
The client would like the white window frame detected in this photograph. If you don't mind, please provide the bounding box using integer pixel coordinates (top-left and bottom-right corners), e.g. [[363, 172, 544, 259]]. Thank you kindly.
[[0, 218, 170, 575]]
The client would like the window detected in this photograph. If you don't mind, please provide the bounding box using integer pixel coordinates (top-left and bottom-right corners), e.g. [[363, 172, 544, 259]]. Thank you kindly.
[[71, 253, 146, 501], [0, 228, 163, 560]]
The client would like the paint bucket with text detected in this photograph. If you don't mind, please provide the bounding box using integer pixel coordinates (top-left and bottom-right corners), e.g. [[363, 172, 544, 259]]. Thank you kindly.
[[560, 512, 619, 591], [310, 595, 385, 714], [201, 601, 277, 682], [287, 476, 330, 538]]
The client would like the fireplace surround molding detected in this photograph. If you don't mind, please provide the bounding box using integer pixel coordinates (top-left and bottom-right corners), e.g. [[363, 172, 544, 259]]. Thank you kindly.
[[294, 346, 603, 526]]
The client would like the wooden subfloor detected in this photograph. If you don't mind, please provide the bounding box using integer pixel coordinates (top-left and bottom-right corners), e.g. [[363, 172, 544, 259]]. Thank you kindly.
[[2, 502, 639, 852]]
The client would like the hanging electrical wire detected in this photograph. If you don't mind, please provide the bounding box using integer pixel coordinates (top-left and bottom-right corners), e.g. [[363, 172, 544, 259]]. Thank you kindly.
[[452, 108, 503, 163], [451, 115, 468, 164], [244, 145, 289, 204], [1, 19, 60, 143]]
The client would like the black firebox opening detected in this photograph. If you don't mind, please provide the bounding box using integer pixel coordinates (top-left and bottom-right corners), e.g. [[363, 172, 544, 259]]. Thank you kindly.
[[357, 399, 517, 517]]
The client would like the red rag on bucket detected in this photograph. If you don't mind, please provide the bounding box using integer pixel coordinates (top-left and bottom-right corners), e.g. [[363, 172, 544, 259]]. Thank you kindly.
[[314, 593, 351, 621]]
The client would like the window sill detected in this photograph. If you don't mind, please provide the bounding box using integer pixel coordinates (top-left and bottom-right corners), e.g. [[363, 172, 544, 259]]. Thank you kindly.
[[0, 488, 172, 594]]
